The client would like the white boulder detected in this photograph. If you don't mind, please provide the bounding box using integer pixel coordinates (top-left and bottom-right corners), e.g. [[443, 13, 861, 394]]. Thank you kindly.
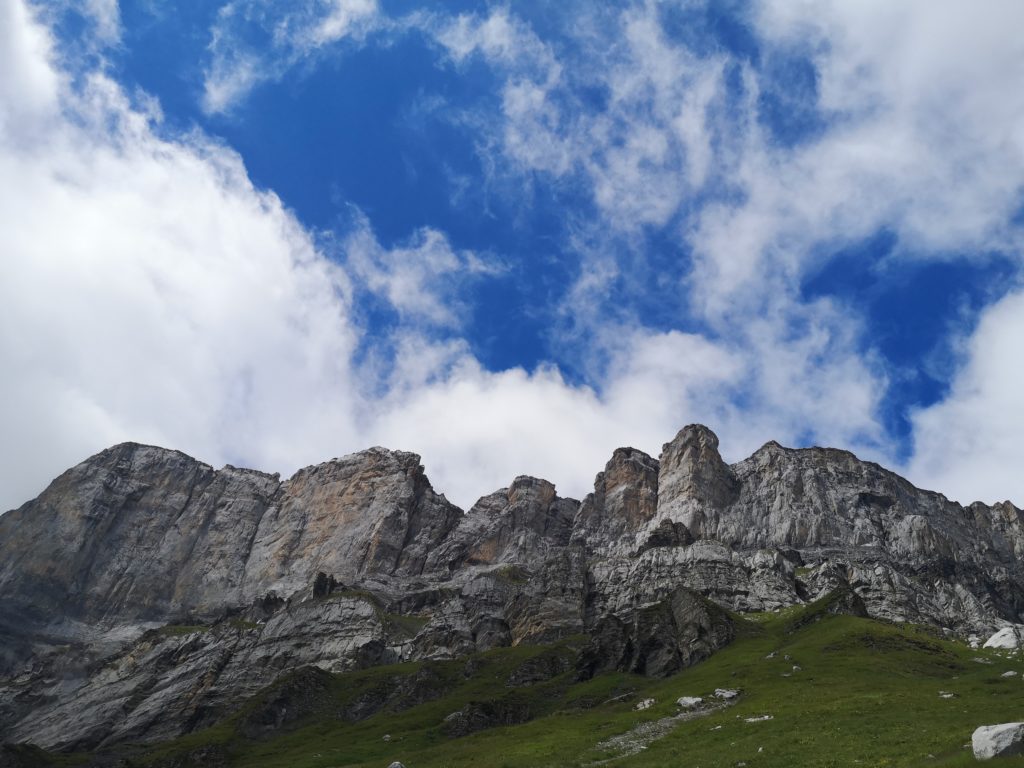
[[973, 723, 1024, 759], [983, 626, 1024, 650], [676, 696, 703, 708], [714, 688, 740, 700], [635, 698, 656, 711]]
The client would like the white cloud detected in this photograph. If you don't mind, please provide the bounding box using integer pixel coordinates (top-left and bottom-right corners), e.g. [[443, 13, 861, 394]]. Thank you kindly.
[[202, 0, 381, 113], [342, 213, 500, 330], [0, 0, 61, 139], [6, 0, 1024, 517], [907, 290, 1024, 505], [0, 0, 884, 516], [442, 3, 1024, 506], [434, 8, 534, 66], [1, 0, 361, 509], [368, 330, 741, 502], [686, 0, 1024, 316], [83, 0, 121, 44], [437, 2, 1024, 300], [435, 5, 729, 230], [300, 0, 377, 49], [368, 319, 885, 504]]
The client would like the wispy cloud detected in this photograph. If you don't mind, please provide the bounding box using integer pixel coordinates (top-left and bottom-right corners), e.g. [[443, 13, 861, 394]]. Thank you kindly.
[[83, 0, 121, 45], [202, 0, 382, 113], [342, 211, 503, 330]]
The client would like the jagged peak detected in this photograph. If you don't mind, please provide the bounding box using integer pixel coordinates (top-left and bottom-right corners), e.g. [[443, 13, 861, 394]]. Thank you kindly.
[[219, 464, 281, 481], [596, 446, 659, 494], [509, 474, 554, 490], [607, 446, 658, 470], [285, 446, 424, 484], [661, 423, 721, 457], [81, 442, 213, 473], [744, 438, 865, 469], [752, 439, 785, 455], [507, 475, 558, 506]]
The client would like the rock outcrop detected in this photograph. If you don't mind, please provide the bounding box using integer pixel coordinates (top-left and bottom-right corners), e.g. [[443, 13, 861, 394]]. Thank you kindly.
[[1, 424, 1023, 751]]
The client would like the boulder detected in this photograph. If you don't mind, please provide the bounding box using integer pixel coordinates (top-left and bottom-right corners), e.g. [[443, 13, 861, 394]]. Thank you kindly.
[[973, 723, 1024, 759], [676, 696, 703, 708], [635, 698, 655, 711], [983, 626, 1024, 650]]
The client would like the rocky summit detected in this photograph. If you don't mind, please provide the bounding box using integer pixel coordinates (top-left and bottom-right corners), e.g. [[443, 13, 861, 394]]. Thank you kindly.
[[1, 425, 1023, 754]]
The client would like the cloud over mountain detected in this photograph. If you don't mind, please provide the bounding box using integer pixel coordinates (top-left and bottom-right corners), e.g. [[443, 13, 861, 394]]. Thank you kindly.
[[2, 0, 1023, 511]]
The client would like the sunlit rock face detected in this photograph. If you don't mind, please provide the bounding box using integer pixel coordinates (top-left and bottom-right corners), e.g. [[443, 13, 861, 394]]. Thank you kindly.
[[2, 424, 1023, 750]]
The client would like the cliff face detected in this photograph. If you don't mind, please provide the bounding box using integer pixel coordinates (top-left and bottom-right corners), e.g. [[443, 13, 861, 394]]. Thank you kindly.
[[0, 443, 461, 633], [1, 425, 1022, 750]]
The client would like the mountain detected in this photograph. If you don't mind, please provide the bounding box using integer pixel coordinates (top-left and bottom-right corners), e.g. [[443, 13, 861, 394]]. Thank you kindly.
[[1, 425, 1022, 756]]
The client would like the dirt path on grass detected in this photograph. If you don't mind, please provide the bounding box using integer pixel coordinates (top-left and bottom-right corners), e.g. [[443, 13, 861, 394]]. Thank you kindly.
[[587, 701, 735, 765]]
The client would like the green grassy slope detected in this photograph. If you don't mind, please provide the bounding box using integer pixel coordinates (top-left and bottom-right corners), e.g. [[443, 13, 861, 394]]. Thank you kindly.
[[62, 599, 1024, 767]]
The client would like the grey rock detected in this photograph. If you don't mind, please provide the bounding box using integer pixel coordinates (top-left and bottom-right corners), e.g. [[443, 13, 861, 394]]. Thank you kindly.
[[3, 423, 1024, 751], [657, 425, 739, 537], [0, 444, 461, 640], [441, 697, 534, 738], [426, 476, 577, 571], [973, 722, 1024, 759], [577, 587, 734, 679], [984, 626, 1024, 649]]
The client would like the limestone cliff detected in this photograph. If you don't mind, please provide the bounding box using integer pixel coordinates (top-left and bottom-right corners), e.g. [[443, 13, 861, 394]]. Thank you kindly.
[[1, 425, 1022, 750]]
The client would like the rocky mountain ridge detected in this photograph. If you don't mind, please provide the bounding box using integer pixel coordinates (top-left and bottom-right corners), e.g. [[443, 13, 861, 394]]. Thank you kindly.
[[1, 424, 1022, 752]]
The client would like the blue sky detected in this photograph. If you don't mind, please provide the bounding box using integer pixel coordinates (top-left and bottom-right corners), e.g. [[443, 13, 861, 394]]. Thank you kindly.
[[2, 0, 1024, 511]]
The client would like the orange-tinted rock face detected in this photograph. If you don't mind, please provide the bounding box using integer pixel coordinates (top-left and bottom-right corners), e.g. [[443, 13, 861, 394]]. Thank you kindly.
[[571, 447, 660, 552]]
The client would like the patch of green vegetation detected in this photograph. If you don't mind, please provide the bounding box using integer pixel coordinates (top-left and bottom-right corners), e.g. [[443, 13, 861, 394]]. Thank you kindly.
[[0, 744, 90, 767], [77, 602, 1024, 767], [794, 565, 815, 577], [782, 586, 861, 633]]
